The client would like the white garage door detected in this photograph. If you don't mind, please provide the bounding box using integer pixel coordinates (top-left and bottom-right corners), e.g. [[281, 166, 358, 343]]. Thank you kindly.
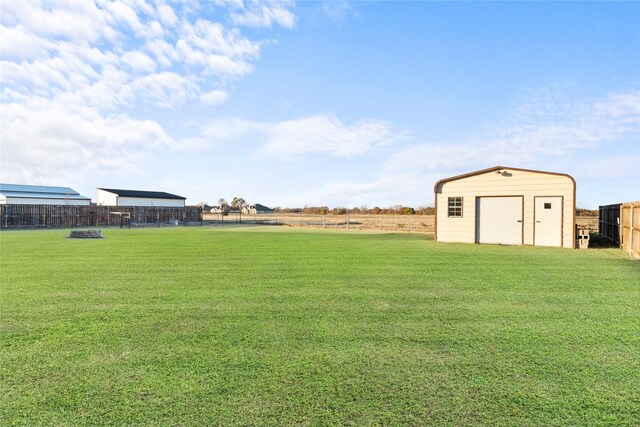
[[476, 197, 523, 245]]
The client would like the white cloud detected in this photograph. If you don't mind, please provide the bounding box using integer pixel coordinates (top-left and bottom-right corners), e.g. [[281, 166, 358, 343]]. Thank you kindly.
[[0, 1, 109, 42], [0, 99, 174, 184], [105, 1, 145, 35], [156, 5, 178, 27], [230, 1, 297, 29], [200, 89, 230, 106], [261, 115, 404, 159], [277, 171, 440, 208], [203, 114, 407, 160], [183, 20, 261, 58], [573, 155, 640, 179], [322, 1, 354, 25], [202, 117, 263, 139], [0, 24, 52, 61], [0, 0, 298, 186], [122, 50, 157, 73], [129, 72, 199, 108], [287, 87, 640, 208], [385, 87, 640, 176], [0, 0, 291, 110], [145, 38, 177, 68]]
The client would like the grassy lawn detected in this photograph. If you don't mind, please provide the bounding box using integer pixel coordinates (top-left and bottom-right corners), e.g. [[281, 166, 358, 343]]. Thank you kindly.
[[1, 226, 638, 426]]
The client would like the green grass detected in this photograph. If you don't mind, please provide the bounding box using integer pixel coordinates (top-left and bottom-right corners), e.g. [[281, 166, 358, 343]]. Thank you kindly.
[[1, 226, 638, 426]]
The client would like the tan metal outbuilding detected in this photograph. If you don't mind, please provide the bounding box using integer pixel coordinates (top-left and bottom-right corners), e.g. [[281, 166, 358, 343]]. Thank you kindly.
[[434, 166, 576, 248]]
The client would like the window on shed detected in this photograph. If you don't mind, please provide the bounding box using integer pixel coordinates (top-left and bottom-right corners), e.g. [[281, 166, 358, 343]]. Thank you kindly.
[[448, 197, 463, 217]]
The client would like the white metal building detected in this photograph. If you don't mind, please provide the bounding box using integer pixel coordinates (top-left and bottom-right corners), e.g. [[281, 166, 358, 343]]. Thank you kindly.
[[0, 184, 91, 205], [434, 166, 576, 248], [97, 188, 186, 207]]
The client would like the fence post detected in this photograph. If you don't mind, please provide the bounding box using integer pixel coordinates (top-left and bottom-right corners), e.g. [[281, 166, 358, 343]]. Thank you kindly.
[[628, 205, 633, 255], [618, 216, 621, 248]]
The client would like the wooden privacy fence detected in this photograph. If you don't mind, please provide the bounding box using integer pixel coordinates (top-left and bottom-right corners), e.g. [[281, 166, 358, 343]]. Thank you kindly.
[[599, 202, 640, 258], [620, 202, 640, 258], [0, 205, 203, 229]]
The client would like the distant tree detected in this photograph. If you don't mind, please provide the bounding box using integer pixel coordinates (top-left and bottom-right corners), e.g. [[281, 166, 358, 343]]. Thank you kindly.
[[302, 206, 328, 215], [576, 208, 598, 217], [302, 205, 316, 214], [281, 207, 302, 213], [402, 207, 416, 215], [218, 198, 228, 223], [372, 206, 382, 215], [415, 206, 435, 215], [231, 197, 247, 223], [196, 201, 208, 208], [319, 206, 329, 215]]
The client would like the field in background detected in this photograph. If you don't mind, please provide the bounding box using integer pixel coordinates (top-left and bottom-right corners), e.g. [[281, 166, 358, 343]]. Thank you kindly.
[[209, 213, 436, 232], [204, 213, 599, 234], [2, 227, 638, 425], [576, 215, 599, 232]]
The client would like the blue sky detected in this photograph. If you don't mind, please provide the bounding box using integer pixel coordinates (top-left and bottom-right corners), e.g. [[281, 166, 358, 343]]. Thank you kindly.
[[1, 1, 638, 209]]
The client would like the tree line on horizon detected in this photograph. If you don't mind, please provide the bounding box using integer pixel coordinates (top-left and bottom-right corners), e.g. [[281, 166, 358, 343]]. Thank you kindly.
[[272, 205, 436, 215], [198, 200, 597, 217], [198, 200, 436, 215]]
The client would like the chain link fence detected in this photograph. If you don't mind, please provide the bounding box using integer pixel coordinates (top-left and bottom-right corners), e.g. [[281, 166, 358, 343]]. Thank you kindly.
[[203, 212, 435, 233]]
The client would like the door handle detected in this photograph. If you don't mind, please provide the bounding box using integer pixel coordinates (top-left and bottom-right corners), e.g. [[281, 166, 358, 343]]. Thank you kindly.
[[517, 220, 523, 223], [536, 220, 541, 223]]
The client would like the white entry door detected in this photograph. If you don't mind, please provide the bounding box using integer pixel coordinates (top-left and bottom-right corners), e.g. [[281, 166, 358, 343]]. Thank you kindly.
[[534, 196, 562, 247], [476, 197, 523, 245]]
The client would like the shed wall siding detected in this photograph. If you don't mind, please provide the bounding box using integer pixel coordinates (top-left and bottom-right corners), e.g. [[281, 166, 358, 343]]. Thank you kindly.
[[436, 169, 574, 248], [116, 197, 185, 207], [97, 190, 118, 206]]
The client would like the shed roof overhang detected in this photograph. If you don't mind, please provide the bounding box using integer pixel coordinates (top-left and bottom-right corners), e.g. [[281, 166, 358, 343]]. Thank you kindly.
[[98, 188, 186, 200], [433, 166, 576, 193]]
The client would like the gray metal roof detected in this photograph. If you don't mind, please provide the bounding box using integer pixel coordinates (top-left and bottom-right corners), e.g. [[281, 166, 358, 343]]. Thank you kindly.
[[252, 203, 273, 211], [0, 183, 91, 200], [98, 188, 186, 200]]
